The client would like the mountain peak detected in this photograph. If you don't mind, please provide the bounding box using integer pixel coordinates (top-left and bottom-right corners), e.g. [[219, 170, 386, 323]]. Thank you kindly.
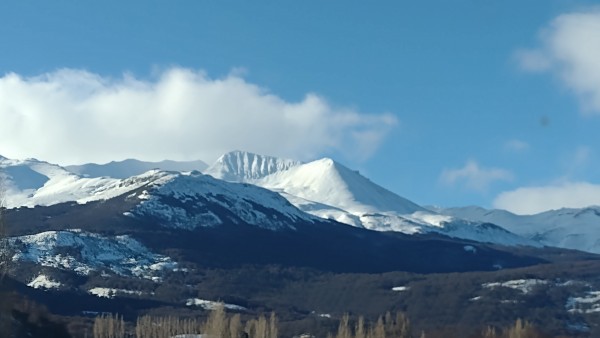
[[314, 157, 334, 164], [205, 150, 302, 181], [258, 157, 425, 215], [312, 157, 341, 169]]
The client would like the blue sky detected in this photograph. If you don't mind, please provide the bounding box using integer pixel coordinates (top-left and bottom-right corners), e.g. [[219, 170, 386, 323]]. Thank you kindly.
[[1, 1, 600, 214]]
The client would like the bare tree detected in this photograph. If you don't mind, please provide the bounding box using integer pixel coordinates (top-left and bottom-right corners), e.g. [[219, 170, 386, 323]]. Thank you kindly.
[[372, 316, 385, 338], [229, 313, 242, 338], [355, 316, 366, 338], [507, 319, 541, 338], [245, 318, 257, 338], [254, 314, 268, 338], [387, 312, 411, 338], [268, 312, 278, 338], [482, 326, 499, 338], [335, 314, 351, 338], [93, 313, 126, 338], [203, 303, 228, 338]]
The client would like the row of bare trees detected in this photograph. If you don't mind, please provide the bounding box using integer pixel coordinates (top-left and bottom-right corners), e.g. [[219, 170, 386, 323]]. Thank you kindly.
[[479, 319, 546, 338], [93, 314, 126, 338], [93, 304, 279, 338], [94, 306, 548, 338], [329, 312, 419, 338], [330, 314, 546, 338]]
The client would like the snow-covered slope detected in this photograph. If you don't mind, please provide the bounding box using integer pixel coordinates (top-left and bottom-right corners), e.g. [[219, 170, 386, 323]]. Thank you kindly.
[[9, 229, 176, 279], [0, 156, 155, 208], [66, 158, 208, 179], [205, 152, 535, 247], [206, 152, 425, 216], [28, 275, 62, 290], [0, 155, 316, 231], [259, 158, 425, 215], [130, 170, 317, 230], [0, 153, 536, 247], [205, 150, 301, 181], [432, 206, 600, 253]]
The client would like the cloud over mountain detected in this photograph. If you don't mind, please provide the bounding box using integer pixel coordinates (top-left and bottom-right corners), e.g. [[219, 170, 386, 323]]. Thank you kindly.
[[0, 68, 397, 164], [493, 181, 600, 215]]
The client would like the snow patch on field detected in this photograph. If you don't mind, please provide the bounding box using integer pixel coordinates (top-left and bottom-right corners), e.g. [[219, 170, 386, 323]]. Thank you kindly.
[[566, 291, 600, 314], [567, 322, 591, 333], [476, 278, 597, 308], [392, 286, 409, 292], [185, 298, 246, 311], [463, 245, 477, 253], [27, 275, 61, 289], [483, 279, 548, 294], [89, 287, 144, 299]]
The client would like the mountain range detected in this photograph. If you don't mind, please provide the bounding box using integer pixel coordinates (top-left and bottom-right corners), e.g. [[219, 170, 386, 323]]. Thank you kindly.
[[431, 205, 600, 254], [3, 151, 600, 336], [4, 150, 600, 252]]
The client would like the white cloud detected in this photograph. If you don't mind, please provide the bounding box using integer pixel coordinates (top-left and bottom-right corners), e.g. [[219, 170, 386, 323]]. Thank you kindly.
[[516, 8, 600, 114], [440, 160, 513, 192], [494, 182, 600, 215], [0, 68, 397, 164], [505, 139, 530, 152]]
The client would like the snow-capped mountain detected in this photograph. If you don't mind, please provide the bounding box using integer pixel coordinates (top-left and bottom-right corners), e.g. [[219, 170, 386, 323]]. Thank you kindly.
[[258, 158, 425, 215], [0, 155, 314, 231], [66, 158, 208, 179], [2, 155, 551, 289], [0, 152, 539, 247], [4, 191, 547, 278], [205, 151, 536, 247], [128, 170, 317, 230], [206, 151, 428, 217], [0, 156, 157, 208], [432, 206, 600, 254]]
